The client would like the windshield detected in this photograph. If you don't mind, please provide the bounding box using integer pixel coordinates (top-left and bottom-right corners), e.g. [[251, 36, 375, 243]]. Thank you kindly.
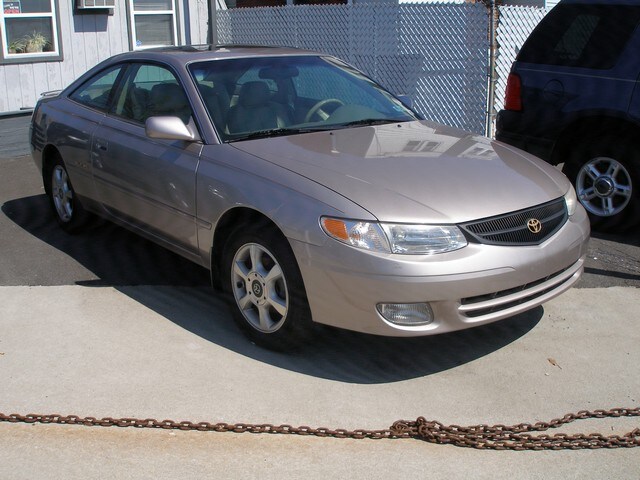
[[188, 55, 419, 142]]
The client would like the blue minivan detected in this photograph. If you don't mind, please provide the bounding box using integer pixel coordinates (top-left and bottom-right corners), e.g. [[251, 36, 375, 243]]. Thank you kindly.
[[496, 0, 640, 232]]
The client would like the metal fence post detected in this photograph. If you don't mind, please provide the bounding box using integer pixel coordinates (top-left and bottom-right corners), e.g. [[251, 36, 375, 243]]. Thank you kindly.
[[486, 0, 498, 138], [208, 0, 218, 46]]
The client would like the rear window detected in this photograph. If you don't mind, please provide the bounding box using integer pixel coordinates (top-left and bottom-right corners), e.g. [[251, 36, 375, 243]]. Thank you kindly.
[[517, 4, 640, 69]]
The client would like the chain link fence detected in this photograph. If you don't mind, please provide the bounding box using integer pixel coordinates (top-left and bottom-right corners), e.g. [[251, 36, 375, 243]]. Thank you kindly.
[[218, 2, 551, 137], [218, 3, 490, 134], [494, 5, 548, 114]]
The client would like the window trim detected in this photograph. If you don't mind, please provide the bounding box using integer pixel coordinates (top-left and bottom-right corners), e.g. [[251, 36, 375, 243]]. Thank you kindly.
[[127, 0, 180, 51], [0, 0, 63, 64]]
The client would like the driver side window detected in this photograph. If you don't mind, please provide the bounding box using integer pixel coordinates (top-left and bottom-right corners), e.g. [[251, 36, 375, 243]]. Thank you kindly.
[[70, 66, 124, 112], [112, 64, 193, 125]]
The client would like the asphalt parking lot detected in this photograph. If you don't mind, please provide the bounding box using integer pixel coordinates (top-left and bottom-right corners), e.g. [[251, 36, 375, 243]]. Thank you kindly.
[[1, 115, 639, 479]]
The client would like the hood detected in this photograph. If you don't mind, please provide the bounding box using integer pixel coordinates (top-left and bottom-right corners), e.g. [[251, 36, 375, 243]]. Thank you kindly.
[[231, 120, 570, 223]]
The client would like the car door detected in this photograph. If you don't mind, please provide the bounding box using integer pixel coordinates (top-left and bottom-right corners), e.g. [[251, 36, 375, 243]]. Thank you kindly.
[[59, 65, 126, 201], [91, 62, 202, 256]]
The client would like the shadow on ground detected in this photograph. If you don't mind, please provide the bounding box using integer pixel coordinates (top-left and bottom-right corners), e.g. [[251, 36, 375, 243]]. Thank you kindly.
[[121, 283, 543, 384], [2, 193, 210, 286], [4, 194, 542, 384]]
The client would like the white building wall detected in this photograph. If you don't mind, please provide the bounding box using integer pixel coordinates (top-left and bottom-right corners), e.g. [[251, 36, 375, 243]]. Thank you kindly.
[[1, 2, 125, 113], [188, 0, 212, 44], [0, 0, 206, 114]]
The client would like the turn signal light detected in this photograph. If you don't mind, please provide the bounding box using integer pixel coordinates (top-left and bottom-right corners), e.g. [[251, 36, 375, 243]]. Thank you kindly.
[[321, 218, 349, 241]]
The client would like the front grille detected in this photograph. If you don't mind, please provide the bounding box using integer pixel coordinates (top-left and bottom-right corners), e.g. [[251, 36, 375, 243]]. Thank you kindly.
[[459, 198, 567, 246]]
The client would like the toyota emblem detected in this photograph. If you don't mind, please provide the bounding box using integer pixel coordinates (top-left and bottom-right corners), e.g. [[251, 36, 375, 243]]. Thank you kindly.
[[527, 218, 542, 234]]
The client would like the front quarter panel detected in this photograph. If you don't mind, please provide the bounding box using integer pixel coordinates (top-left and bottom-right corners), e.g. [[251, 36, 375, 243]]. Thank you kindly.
[[195, 144, 376, 264]]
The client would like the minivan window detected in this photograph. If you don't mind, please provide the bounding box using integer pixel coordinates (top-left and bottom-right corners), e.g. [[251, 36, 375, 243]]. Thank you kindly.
[[517, 5, 640, 69]]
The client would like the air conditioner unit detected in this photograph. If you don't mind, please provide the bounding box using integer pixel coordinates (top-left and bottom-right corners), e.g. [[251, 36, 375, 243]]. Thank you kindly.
[[76, 0, 115, 9]]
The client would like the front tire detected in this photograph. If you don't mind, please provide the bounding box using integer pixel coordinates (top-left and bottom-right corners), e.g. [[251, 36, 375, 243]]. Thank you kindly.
[[564, 136, 639, 232], [222, 224, 312, 350]]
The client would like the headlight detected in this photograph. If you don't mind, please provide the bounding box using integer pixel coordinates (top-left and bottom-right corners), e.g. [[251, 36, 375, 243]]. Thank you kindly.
[[320, 217, 467, 255], [381, 223, 467, 254], [564, 185, 578, 216]]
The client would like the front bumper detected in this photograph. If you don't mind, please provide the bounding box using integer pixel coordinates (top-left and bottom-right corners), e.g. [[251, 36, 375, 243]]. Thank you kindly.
[[291, 207, 590, 336]]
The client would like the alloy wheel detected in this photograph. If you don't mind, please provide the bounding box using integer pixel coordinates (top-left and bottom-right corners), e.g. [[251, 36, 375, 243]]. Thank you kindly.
[[52, 164, 74, 223], [231, 242, 289, 333], [576, 156, 632, 217]]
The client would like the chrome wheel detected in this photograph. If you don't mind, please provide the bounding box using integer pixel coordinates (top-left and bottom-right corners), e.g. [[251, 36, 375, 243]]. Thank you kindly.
[[231, 242, 289, 333], [576, 156, 632, 217], [51, 164, 74, 223]]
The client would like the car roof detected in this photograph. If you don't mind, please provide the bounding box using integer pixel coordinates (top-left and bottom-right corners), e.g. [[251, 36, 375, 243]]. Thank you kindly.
[[107, 44, 322, 65]]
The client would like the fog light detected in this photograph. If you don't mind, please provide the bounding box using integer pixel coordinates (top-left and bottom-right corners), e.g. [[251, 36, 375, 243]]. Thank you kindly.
[[376, 302, 434, 326]]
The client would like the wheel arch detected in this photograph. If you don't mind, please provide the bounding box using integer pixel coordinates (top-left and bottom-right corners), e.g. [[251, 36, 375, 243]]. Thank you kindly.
[[209, 206, 290, 291], [551, 115, 640, 166], [553, 115, 640, 231], [40, 144, 63, 196]]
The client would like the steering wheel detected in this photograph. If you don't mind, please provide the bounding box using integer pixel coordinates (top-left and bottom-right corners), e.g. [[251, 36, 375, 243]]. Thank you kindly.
[[304, 99, 344, 123]]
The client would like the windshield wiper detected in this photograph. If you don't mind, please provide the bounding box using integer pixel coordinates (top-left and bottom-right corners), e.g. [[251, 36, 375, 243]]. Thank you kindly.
[[228, 119, 408, 142], [228, 127, 328, 142], [335, 118, 406, 128]]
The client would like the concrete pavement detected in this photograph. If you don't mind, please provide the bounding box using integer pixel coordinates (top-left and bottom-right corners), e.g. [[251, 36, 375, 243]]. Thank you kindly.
[[1, 284, 639, 478], [0, 114, 31, 159]]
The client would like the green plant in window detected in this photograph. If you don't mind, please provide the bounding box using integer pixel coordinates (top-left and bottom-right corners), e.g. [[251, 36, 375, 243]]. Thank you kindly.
[[8, 38, 26, 54], [24, 31, 49, 53]]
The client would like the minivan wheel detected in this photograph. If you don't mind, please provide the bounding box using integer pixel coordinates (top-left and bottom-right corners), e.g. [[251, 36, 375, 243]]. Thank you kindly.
[[564, 138, 639, 232], [46, 156, 90, 233], [222, 225, 312, 350]]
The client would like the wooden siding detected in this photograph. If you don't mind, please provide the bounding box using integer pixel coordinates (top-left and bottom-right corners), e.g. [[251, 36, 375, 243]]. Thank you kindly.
[[0, 3, 127, 112], [0, 0, 201, 113], [188, 0, 211, 44]]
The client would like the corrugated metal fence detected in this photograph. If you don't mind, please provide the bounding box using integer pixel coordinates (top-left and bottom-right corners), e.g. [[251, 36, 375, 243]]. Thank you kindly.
[[218, 2, 551, 136]]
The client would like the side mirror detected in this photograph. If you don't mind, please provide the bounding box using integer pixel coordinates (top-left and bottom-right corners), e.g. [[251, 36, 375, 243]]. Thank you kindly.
[[145, 116, 199, 141]]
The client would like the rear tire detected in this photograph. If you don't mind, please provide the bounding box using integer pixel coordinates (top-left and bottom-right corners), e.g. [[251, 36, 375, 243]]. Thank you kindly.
[[564, 136, 639, 233], [46, 155, 90, 233], [222, 223, 312, 350]]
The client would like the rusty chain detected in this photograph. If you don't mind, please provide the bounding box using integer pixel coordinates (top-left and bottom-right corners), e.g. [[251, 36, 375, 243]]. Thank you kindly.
[[1, 407, 639, 450]]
